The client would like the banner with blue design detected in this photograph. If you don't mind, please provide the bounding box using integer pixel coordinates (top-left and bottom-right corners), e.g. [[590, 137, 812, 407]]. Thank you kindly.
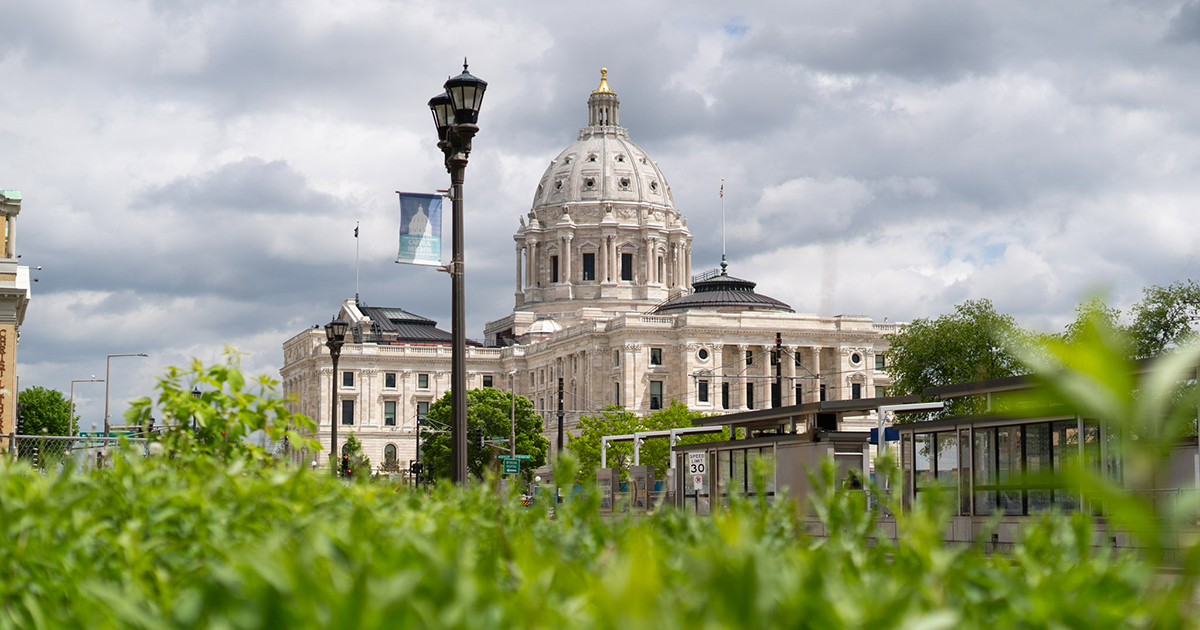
[[396, 192, 443, 266]]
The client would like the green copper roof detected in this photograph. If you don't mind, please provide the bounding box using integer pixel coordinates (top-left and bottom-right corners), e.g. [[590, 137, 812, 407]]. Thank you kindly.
[[0, 190, 21, 200]]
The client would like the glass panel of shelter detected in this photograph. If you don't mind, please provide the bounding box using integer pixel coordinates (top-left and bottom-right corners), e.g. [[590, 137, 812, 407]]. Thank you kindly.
[[682, 444, 776, 513], [912, 418, 1106, 516]]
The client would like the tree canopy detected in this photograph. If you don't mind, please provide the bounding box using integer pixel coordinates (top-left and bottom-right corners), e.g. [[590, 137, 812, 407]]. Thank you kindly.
[[17, 386, 75, 436], [567, 401, 724, 483], [884, 299, 1027, 414], [1128, 280, 1200, 359], [421, 388, 549, 483]]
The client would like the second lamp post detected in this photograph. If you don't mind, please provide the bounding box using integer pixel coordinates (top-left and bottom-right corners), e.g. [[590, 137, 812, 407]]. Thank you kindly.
[[428, 61, 487, 485], [325, 317, 348, 475]]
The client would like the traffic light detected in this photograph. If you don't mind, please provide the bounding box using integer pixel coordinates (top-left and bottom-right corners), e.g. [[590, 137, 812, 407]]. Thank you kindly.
[[341, 453, 350, 477]]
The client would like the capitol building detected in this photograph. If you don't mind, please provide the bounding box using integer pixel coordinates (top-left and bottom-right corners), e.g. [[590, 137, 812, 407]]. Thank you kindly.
[[280, 70, 899, 472]]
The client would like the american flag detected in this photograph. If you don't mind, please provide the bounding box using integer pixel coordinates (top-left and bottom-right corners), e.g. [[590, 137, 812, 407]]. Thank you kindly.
[[719, 183, 723, 198]]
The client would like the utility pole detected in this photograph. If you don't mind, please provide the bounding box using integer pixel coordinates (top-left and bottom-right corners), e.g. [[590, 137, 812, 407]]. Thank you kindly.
[[774, 332, 783, 408], [556, 378, 565, 454]]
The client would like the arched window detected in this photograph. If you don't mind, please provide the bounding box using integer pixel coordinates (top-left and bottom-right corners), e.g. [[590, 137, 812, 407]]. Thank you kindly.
[[384, 444, 397, 464]]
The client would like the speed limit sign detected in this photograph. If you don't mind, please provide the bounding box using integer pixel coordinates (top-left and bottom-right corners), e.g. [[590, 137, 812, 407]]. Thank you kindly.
[[688, 452, 706, 490]]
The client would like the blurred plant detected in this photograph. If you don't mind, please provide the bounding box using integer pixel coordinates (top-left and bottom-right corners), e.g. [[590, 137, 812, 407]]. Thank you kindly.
[[124, 348, 319, 463]]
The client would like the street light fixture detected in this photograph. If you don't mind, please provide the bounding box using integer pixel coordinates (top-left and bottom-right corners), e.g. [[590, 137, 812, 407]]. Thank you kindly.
[[69, 378, 104, 437], [428, 59, 487, 485], [324, 317, 349, 475], [104, 353, 148, 436]]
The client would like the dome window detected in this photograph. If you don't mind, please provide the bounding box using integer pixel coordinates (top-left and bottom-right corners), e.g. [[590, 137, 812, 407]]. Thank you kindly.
[[616, 154, 625, 163], [555, 180, 563, 190], [587, 154, 597, 162], [649, 180, 658, 193], [619, 177, 630, 189], [640, 157, 648, 165], [585, 177, 595, 188], [563, 156, 571, 164]]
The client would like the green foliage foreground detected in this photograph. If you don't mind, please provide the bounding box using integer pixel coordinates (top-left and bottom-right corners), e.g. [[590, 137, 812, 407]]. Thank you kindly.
[[0, 452, 1191, 629], [3, 340, 1198, 629]]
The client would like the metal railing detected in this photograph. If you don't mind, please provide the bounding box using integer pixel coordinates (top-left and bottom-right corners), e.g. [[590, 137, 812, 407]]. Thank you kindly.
[[4, 434, 151, 472]]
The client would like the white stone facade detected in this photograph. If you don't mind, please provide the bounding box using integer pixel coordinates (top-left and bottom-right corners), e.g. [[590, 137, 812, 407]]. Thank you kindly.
[[279, 71, 898, 472]]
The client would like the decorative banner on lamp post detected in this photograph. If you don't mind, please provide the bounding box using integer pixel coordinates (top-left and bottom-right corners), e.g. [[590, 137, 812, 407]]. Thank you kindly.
[[395, 192, 444, 266]]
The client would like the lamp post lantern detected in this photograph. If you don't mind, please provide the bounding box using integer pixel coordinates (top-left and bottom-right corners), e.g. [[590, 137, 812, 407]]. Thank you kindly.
[[324, 317, 349, 475], [103, 353, 148, 436], [429, 60, 487, 484]]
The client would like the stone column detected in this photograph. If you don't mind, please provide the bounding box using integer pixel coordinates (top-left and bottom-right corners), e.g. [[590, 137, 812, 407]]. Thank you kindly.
[[5, 216, 13, 259], [685, 247, 692, 289], [737, 344, 749, 409], [563, 234, 573, 284], [811, 347, 823, 402], [599, 236, 608, 283], [786, 346, 798, 404], [611, 236, 619, 281], [515, 244, 523, 292]]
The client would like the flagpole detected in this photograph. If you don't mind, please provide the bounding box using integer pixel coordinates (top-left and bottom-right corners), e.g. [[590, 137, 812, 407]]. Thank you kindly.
[[720, 178, 726, 275], [355, 220, 360, 304]]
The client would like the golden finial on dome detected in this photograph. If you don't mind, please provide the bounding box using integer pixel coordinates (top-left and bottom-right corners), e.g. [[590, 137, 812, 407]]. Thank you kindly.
[[592, 68, 614, 94]]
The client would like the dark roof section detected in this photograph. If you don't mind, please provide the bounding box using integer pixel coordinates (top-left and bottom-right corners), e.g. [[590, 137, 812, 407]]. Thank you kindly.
[[923, 375, 1033, 399], [358, 304, 454, 344], [693, 395, 922, 430], [653, 272, 793, 314]]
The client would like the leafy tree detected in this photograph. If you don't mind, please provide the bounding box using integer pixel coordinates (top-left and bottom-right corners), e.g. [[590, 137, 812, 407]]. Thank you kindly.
[[1128, 279, 1200, 359], [17, 386, 75, 436], [421, 388, 548, 483], [342, 433, 370, 479], [125, 348, 319, 463], [885, 299, 1028, 416], [568, 401, 724, 483], [1056, 296, 1124, 345]]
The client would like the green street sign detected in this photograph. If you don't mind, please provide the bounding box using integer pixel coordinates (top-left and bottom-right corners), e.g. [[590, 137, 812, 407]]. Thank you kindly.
[[503, 459, 520, 475]]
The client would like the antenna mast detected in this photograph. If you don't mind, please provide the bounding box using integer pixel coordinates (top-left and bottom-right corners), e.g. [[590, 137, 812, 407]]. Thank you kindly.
[[720, 178, 727, 275]]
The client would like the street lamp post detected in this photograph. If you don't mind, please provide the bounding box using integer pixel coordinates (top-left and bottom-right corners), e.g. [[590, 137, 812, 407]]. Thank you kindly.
[[69, 378, 104, 437], [429, 60, 487, 484], [324, 318, 349, 475], [509, 370, 517, 459], [104, 353, 148, 435]]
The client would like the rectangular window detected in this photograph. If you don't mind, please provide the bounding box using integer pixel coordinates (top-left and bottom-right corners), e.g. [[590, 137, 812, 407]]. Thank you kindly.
[[416, 401, 429, 420], [875, 386, 888, 398], [851, 383, 862, 399], [614, 382, 620, 406], [794, 384, 802, 404], [482, 375, 493, 388], [914, 432, 933, 489], [342, 371, 354, 387], [819, 384, 827, 401], [1026, 423, 1052, 512], [745, 350, 754, 366], [551, 255, 559, 283], [997, 426, 1023, 515], [418, 373, 430, 389], [620, 253, 633, 281], [649, 380, 663, 410], [384, 372, 396, 388], [875, 354, 886, 370], [698, 379, 709, 403], [974, 427, 996, 515], [721, 382, 730, 409], [794, 352, 803, 367], [341, 399, 354, 425], [770, 349, 780, 366], [650, 347, 663, 365], [582, 253, 595, 281], [746, 383, 755, 410], [384, 401, 396, 426]]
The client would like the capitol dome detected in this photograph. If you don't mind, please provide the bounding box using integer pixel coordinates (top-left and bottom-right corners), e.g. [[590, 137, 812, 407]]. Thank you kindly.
[[529, 68, 677, 220], [491, 68, 694, 342]]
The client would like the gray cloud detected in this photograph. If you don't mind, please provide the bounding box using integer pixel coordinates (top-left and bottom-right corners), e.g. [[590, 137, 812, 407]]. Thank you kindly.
[[4, 0, 1200, 426]]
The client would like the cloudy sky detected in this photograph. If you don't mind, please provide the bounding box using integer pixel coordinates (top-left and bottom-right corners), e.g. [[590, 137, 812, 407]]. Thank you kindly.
[[4, 0, 1200, 426]]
